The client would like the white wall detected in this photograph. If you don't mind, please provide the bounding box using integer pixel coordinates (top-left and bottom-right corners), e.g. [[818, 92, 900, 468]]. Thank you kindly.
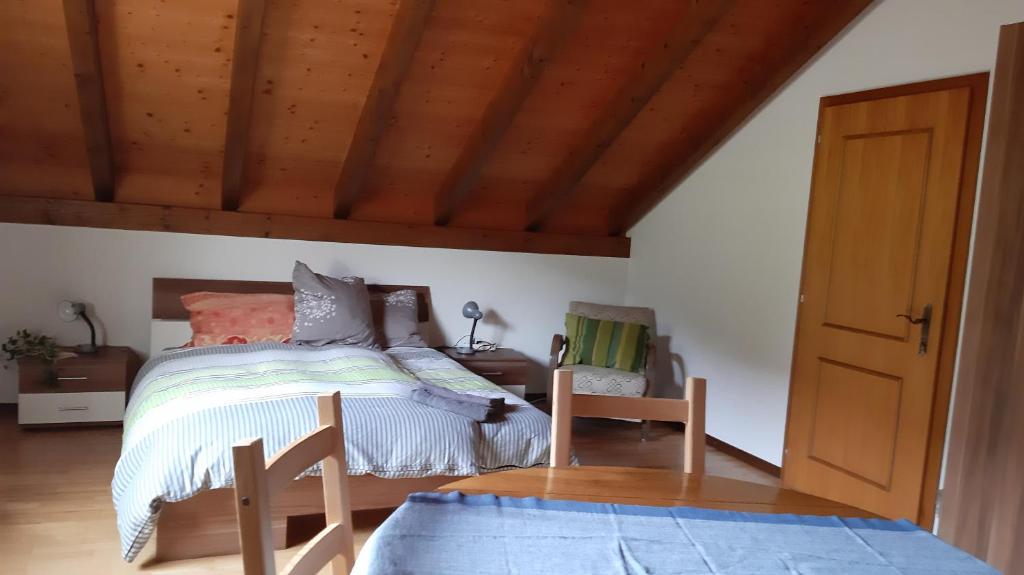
[[0, 223, 628, 402], [625, 0, 1024, 465]]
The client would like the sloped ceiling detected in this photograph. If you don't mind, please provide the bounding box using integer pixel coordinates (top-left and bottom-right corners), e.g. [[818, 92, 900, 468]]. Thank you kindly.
[[0, 0, 872, 257]]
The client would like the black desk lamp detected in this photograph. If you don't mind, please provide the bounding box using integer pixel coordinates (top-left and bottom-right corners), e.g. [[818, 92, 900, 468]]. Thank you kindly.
[[455, 301, 483, 355], [58, 301, 98, 354]]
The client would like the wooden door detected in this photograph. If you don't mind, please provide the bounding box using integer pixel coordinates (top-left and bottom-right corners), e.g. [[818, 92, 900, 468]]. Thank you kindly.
[[783, 76, 987, 524]]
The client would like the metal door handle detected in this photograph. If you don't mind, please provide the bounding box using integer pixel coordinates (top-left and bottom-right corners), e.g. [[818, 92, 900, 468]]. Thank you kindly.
[[896, 304, 932, 355]]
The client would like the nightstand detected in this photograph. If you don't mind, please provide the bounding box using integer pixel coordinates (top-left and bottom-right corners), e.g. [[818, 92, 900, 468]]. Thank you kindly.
[[440, 347, 530, 398], [17, 346, 141, 427]]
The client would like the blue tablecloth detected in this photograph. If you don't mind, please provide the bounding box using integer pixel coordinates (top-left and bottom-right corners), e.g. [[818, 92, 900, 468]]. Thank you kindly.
[[352, 491, 997, 574]]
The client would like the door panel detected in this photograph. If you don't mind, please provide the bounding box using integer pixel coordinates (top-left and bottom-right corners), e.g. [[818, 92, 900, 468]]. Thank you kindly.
[[783, 84, 972, 522], [823, 130, 930, 340], [809, 359, 902, 489]]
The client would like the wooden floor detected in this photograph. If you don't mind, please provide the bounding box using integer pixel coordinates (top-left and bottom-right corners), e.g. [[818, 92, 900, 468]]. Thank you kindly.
[[0, 410, 777, 574]]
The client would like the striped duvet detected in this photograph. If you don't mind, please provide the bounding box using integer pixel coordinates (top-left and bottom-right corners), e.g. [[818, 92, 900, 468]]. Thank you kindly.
[[112, 343, 551, 561]]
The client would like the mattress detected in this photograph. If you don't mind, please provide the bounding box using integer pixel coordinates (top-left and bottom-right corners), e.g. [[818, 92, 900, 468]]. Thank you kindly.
[[111, 343, 551, 561]]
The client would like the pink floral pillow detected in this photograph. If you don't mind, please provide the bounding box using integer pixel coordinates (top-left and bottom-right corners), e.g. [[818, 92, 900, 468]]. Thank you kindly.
[[181, 292, 295, 347]]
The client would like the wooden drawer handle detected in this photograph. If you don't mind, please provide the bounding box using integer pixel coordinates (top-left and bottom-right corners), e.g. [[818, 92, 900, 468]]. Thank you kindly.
[[57, 376, 89, 381], [58, 406, 90, 412], [480, 371, 505, 376]]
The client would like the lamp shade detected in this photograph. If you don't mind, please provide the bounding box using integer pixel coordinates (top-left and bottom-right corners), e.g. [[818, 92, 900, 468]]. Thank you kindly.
[[57, 300, 98, 353], [58, 301, 86, 322], [461, 301, 483, 320]]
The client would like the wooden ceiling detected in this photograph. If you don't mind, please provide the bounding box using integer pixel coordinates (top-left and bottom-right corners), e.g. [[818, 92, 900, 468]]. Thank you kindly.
[[0, 0, 872, 257]]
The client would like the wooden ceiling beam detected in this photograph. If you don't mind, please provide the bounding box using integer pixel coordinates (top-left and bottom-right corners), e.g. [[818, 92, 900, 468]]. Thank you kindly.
[[523, 0, 733, 232], [62, 0, 115, 202], [0, 195, 629, 258], [333, 0, 436, 219], [608, 0, 874, 235], [432, 0, 586, 226], [221, 0, 268, 211]]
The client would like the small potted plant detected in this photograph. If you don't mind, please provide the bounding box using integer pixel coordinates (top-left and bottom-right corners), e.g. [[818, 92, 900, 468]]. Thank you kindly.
[[3, 329, 60, 387]]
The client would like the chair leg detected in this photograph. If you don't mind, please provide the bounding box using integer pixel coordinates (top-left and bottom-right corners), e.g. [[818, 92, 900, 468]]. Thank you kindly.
[[640, 362, 654, 442]]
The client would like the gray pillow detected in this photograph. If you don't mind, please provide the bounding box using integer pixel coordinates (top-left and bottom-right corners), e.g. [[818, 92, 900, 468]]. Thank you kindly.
[[291, 261, 376, 348], [371, 289, 427, 348]]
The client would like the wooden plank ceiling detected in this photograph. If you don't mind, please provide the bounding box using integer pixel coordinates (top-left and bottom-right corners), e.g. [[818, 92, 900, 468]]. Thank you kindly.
[[0, 0, 872, 257]]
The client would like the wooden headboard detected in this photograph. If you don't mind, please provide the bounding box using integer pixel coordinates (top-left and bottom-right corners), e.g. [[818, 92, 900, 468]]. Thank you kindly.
[[152, 278, 431, 322]]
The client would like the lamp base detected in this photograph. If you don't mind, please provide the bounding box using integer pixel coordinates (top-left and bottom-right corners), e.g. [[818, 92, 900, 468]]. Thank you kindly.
[[74, 343, 98, 354], [453, 346, 476, 355]]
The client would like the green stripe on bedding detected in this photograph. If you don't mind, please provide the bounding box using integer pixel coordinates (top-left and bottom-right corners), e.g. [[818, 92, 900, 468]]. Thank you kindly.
[[562, 313, 649, 373], [125, 357, 417, 429], [401, 368, 499, 392]]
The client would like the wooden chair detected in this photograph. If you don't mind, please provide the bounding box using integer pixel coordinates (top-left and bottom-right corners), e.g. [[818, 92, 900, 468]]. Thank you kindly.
[[232, 392, 354, 575], [548, 301, 658, 403], [550, 368, 706, 475]]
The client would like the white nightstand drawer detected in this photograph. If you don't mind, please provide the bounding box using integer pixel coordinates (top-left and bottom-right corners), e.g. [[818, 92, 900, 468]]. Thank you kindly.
[[18, 392, 126, 425]]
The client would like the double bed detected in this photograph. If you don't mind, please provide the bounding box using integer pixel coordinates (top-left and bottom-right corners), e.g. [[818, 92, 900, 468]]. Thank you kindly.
[[113, 279, 552, 562]]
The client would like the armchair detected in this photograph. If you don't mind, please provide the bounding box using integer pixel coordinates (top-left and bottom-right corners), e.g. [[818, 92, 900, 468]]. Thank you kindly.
[[548, 301, 657, 402]]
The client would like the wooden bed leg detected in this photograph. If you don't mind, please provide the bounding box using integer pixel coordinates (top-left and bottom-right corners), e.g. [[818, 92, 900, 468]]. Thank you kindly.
[[155, 511, 288, 561]]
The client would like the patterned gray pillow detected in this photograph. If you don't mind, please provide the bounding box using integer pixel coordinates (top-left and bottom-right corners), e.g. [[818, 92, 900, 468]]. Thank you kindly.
[[371, 289, 427, 348], [291, 261, 376, 348]]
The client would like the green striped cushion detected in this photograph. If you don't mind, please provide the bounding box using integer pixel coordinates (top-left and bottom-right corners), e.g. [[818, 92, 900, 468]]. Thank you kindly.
[[562, 313, 649, 373]]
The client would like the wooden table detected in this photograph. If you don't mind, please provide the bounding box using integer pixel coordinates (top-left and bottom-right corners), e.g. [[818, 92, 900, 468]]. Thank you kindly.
[[441, 466, 875, 517]]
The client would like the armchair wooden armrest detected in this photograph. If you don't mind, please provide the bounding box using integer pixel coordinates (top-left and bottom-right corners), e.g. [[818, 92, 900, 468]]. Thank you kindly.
[[643, 341, 656, 397], [548, 334, 565, 402]]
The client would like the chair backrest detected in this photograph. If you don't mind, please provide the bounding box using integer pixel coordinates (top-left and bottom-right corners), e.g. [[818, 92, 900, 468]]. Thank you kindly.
[[568, 301, 656, 331], [233, 392, 354, 575], [550, 369, 705, 475]]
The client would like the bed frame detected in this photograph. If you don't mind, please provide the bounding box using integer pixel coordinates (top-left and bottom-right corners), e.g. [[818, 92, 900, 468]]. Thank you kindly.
[[149, 278, 468, 561]]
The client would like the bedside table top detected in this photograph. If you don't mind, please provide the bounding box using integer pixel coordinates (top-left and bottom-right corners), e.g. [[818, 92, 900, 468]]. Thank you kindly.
[[17, 346, 138, 367], [18, 346, 141, 397], [54, 346, 137, 365], [438, 347, 528, 363]]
